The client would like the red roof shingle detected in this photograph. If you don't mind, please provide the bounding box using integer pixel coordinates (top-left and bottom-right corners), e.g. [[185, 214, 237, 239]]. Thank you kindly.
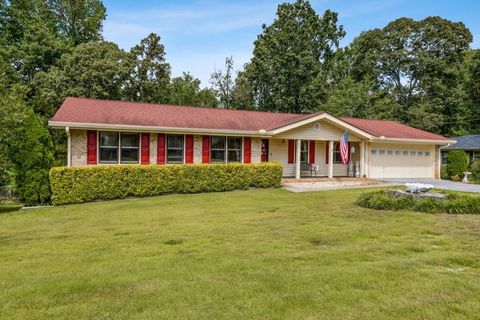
[[51, 97, 316, 131], [340, 117, 449, 141], [50, 97, 450, 141]]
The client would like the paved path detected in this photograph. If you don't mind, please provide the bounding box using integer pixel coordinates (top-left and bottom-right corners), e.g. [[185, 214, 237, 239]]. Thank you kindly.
[[378, 178, 480, 193], [282, 182, 397, 193]]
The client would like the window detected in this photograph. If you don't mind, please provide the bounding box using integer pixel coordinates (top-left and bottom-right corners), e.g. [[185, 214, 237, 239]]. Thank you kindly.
[[227, 137, 242, 163], [442, 152, 448, 164], [410, 151, 416, 156], [425, 151, 430, 157], [120, 133, 139, 163], [99, 132, 119, 163], [211, 136, 226, 163], [379, 150, 385, 155], [371, 149, 377, 155], [395, 150, 401, 156], [387, 150, 393, 155], [300, 140, 308, 164], [211, 136, 243, 163], [167, 135, 184, 164], [418, 151, 424, 156], [334, 142, 342, 163], [402, 151, 408, 156]]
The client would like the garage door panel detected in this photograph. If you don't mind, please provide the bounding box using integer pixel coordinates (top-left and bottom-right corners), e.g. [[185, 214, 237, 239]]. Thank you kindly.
[[370, 145, 434, 179]]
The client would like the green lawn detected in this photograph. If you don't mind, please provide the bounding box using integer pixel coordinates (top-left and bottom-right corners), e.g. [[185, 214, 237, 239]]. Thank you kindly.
[[1, 188, 480, 319]]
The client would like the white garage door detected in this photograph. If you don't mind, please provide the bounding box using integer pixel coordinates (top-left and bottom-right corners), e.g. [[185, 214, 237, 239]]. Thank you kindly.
[[370, 146, 434, 179]]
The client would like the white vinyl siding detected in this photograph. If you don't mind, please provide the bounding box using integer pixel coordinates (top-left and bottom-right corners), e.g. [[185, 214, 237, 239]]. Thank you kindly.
[[269, 139, 353, 177], [274, 119, 362, 141]]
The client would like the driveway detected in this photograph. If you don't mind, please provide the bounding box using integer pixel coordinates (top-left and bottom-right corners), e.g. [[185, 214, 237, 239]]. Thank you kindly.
[[378, 178, 480, 193]]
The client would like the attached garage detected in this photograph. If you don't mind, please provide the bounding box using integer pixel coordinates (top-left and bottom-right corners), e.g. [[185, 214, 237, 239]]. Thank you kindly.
[[369, 143, 436, 179]]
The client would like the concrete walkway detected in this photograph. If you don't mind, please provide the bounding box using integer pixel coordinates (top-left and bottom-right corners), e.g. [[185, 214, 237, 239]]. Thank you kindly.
[[282, 180, 397, 193], [377, 178, 480, 193]]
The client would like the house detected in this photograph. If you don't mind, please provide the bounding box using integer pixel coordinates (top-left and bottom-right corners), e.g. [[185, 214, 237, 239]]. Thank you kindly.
[[48, 97, 454, 179], [442, 135, 480, 164]]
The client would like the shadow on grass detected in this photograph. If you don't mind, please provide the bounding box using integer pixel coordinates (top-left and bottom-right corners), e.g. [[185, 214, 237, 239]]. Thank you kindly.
[[0, 203, 22, 214]]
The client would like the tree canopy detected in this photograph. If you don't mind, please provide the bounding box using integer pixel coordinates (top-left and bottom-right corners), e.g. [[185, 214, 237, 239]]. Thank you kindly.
[[247, 0, 345, 113]]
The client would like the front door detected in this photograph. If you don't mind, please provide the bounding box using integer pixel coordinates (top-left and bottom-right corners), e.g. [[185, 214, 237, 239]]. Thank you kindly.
[[261, 139, 269, 162]]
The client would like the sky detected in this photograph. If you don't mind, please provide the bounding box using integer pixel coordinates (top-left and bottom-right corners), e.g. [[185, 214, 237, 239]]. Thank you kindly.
[[102, 0, 480, 87]]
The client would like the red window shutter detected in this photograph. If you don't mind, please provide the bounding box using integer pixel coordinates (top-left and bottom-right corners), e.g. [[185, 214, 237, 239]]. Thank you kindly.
[[141, 133, 150, 165], [202, 136, 210, 163], [243, 137, 251, 163], [325, 141, 329, 164], [87, 130, 97, 165], [157, 133, 166, 164], [347, 142, 351, 163], [309, 140, 315, 164], [185, 135, 194, 164], [288, 140, 295, 164]]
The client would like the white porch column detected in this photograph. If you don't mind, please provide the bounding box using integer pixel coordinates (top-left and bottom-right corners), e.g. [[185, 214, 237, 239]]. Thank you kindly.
[[66, 126, 71, 167], [436, 145, 442, 179], [295, 139, 301, 179], [328, 140, 334, 179], [360, 141, 365, 178]]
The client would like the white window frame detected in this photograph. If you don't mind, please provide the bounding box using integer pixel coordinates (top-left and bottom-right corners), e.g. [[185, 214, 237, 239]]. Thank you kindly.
[[120, 132, 140, 164], [210, 136, 244, 163], [166, 134, 185, 164], [98, 131, 119, 164]]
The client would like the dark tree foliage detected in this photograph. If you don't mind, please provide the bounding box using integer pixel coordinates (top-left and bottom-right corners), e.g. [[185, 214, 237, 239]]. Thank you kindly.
[[169, 73, 218, 108], [349, 16, 473, 135], [125, 33, 171, 103], [32, 41, 132, 119], [247, 0, 345, 113]]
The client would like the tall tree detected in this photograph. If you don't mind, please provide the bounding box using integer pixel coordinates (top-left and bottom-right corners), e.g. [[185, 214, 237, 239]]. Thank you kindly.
[[210, 56, 235, 108], [247, 0, 345, 113], [32, 41, 132, 119], [0, 0, 106, 84], [46, 0, 106, 45], [350, 16, 472, 134], [169, 73, 218, 108], [125, 33, 171, 103], [0, 87, 53, 205]]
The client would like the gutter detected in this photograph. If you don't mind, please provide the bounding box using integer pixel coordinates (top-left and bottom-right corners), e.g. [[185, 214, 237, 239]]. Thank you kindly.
[[48, 121, 273, 137]]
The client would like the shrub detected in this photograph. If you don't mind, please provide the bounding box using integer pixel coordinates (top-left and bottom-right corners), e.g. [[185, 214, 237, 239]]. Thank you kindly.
[[356, 190, 480, 214], [440, 165, 449, 180], [446, 150, 468, 179], [469, 159, 480, 180], [49, 162, 284, 205]]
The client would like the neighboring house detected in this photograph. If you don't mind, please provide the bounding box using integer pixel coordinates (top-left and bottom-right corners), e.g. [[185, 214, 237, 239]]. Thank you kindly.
[[442, 135, 480, 164], [49, 97, 454, 179]]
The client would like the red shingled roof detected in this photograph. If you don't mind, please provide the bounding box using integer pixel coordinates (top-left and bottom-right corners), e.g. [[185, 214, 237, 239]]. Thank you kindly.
[[51, 97, 316, 131], [340, 117, 449, 141], [50, 97, 449, 141]]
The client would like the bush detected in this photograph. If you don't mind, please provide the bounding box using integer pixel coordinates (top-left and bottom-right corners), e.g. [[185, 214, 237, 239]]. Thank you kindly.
[[469, 159, 480, 180], [50, 162, 284, 205], [356, 190, 480, 214], [440, 165, 449, 180], [446, 150, 468, 179]]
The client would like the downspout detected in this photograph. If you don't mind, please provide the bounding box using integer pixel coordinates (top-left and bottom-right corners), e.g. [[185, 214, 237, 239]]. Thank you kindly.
[[437, 143, 451, 179], [66, 126, 71, 167]]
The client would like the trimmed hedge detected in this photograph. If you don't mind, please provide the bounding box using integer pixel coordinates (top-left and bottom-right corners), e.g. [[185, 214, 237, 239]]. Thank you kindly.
[[446, 150, 468, 179], [356, 190, 480, 214], [50, 162, 284, 205]]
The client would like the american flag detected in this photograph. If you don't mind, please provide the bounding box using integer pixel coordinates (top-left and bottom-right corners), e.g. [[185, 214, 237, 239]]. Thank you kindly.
[[340, 130, 349, 164]]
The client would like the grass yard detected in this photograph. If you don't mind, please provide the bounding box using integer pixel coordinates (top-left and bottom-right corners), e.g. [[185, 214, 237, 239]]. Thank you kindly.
[[1, 188, 480, 319]]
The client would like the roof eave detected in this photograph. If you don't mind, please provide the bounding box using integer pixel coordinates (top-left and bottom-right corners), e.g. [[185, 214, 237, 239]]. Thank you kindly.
[[372, 137, 456, 145], [269, 113, 375, 139], [48, 121, 273, 137]]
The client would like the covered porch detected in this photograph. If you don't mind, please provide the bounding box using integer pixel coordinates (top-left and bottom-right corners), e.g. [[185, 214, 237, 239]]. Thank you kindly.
[[266, 138, 366, 179]]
